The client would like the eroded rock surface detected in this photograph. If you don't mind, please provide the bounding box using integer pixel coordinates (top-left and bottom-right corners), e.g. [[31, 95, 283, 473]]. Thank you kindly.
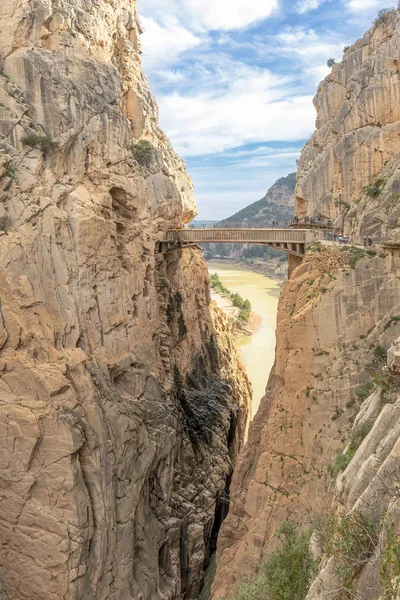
[[213, 10, 400, 600], [296, 11, 400, 242], [0, 2, 251, 598], [213, 246, 400, 598]]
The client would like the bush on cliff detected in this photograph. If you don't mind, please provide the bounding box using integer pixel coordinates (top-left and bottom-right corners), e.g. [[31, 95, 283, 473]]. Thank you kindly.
[[21, 133, 57, 151], [133, 140, 154, 167], [229, 521, 316, 600], [315, 511, 379, 595], [375, 7, 396, 24]]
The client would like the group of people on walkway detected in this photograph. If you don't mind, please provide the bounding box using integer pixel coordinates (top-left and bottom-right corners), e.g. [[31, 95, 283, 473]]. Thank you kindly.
[[325, 232, 349, 244], [271, 216, 334, 228], [363, 236, 374, 247], [291, 215, 333, 227]]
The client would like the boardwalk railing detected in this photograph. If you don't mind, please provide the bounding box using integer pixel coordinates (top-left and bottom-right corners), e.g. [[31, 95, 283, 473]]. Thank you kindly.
[[165, 228, 316, 245]]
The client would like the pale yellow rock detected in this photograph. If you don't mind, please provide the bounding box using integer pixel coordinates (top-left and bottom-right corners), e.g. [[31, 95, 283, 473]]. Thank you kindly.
[[212, 248, 400, 599], [0, 2, 251, 599], [296, 11, 400, 245]]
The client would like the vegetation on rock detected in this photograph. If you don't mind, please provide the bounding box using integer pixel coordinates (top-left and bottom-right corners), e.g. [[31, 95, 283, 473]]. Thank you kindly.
[[229, 521, 316, 600], [316, 511, 379, 596], [133, 140, 154, 167], [210, 273, 252, 321], [21, 133, 57, 151]]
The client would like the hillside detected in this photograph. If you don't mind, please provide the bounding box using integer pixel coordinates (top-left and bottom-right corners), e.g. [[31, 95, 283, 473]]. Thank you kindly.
[[218, 172, 295, 228], [204, 173, 295, 279]]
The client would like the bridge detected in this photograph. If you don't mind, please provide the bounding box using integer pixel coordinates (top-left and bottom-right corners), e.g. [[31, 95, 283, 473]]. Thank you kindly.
[[161, 228, 323, 273]]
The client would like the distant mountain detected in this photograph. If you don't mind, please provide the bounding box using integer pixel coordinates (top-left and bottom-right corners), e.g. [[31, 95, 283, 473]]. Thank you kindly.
[[191, 219, 219, 227], [203, 173, 296, 280], [217, 172, 295, 229], [262, 172, 296, 206]]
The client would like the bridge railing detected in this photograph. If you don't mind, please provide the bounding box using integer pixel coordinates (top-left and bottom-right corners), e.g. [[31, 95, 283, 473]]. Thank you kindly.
[[165, 228, 313, 244]]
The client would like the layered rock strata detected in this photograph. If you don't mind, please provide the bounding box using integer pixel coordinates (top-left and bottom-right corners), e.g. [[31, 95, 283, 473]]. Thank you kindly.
[[0, 2, 251, 598], [213, 10, 400, 600], [296, 12, 400, 230], [213, 247, 400, 599]]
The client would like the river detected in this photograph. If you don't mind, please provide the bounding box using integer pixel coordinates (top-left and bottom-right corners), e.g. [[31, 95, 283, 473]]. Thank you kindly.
[[207, 262, 281, 417]]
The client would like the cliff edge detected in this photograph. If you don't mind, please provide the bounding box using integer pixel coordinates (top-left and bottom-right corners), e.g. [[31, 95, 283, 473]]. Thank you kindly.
[[213, 10, 400, 600], [0, 1, 251, 598]]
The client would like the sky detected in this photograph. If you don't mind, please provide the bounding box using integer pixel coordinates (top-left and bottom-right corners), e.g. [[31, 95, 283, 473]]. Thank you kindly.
[[138, 0, 392, 219]]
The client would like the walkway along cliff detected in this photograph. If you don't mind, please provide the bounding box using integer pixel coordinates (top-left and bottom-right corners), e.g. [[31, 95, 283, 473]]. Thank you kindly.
[[213, 10, 400, 600], [0, 1, 252, 598]]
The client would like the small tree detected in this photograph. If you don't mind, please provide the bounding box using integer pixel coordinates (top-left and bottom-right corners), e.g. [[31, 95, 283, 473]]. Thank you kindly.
[[327, 58, 336, 68], [375, 7, 395, 24], [133, 140, 154, 167], [230, 521, 316, 600], [22, 133, 57, 151]]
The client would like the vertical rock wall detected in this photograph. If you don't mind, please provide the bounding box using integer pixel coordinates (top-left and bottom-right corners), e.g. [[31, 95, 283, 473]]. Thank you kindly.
[[296, 13, 400, 224], [0, 2, 251, 598], [213, 10, 400, 600]]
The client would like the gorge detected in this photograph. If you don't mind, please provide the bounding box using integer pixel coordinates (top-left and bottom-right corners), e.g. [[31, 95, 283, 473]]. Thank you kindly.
[[1, 3, 400, 600]]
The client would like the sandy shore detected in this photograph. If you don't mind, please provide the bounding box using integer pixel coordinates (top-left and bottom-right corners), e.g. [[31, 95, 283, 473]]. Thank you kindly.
[[210, 289, 262, 338]]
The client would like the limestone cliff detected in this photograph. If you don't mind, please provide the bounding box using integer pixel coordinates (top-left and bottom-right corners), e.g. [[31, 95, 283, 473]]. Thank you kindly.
[[0, 2, 251, 599], [296, 11, 400, 236], [213, 10, 400, 600]]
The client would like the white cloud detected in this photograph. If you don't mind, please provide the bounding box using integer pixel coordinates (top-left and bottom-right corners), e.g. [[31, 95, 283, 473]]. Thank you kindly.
[[296, 0, 324, 14], [141, 16, 201, 68], [347, 0, 388, 10], [274, 27, 344, 60], [138, 0, 278, 32], [157, 70, 316, 156]]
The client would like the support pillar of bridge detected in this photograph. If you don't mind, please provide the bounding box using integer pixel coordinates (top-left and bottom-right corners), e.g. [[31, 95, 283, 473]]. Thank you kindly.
[[288, 253, 303, 276]]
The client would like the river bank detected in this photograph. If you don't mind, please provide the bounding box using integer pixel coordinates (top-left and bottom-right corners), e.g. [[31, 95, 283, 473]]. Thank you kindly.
[[210, 289, 262, 338], [207, 256, 287, 283], [207, 263, 281, 417]]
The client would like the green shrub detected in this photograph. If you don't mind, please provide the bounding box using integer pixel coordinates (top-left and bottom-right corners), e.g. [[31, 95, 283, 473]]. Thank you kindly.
[[327, 58, 336, 67], [356, 380, 374, 400], [384, 316, 400, 331], [0, 216, 8, 233], [328, 423, 372, 478], [374, 345, 387, 361], [328, 448, 353, 477], [316, 511, 379, 593], [331, 407, 344, 421], [366, 178, 387, 197], [366, 185, 381, 197], [375, 7, 396, 24], [239, 309, 251, 322], [230, 521, 316, 600], [210, 273, 252, 322], [133, 140, 154, 167], [1, 167, 15, 180], [22, 133, 57, 151], [380, 523, 400, 600]]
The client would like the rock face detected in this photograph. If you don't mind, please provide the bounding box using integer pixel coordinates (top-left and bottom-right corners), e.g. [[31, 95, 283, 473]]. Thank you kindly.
[[213, 247, 400, 599], [213, 10, 400, 600], [262, 173, 295, 207], [296, 11, 400, 235], [0, 2, 251, 599]]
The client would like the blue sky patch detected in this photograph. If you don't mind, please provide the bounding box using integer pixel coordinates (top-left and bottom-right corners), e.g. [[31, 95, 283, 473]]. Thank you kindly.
[[139, 0, 391, 219]]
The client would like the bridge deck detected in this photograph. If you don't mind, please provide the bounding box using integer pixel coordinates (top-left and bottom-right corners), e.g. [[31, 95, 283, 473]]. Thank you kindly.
[[166, 228, 315, 244]]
